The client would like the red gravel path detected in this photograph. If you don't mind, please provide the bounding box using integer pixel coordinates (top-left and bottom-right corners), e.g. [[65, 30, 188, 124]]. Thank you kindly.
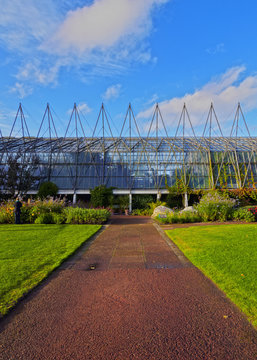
[[0, 216, 256, 359]]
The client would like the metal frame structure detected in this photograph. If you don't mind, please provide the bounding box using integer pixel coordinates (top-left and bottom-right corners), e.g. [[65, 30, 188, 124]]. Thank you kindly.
[[1, 103, 257, 203]]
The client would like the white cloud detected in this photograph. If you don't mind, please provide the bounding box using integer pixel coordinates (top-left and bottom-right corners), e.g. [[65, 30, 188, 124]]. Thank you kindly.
[[9, 82, 33, 99], [137, 66, 257, 127], [78, 102, 92, 114], [102, 84, 122, 100], [0, 0, 59, 51], [0, 0, 170, 95], [67, 102, 92, 115], [44, 0, 169, 55], [15, 59, 62, 86]]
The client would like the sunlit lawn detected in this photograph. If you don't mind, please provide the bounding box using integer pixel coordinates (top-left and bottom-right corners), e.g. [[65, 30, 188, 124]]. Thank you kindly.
[[0, 224, 100, 315], [166, 224, 257, 328]]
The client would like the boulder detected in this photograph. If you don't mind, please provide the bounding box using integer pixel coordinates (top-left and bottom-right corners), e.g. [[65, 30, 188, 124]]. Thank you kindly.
[[179, 206, 196, 214], [151, 205, 174, 218]]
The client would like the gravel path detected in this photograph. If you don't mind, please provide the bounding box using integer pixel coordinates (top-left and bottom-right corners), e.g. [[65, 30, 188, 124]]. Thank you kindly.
[[0, 216, 256, 359]]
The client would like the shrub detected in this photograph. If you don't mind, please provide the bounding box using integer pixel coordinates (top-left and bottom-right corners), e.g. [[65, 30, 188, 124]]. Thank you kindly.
[[118, 195, 129, 211], [20, 206, 31, 224], [196, 191, 236, 222], [0, 201, 15, 223], [227, 188, 257, 205], [244, 206, 257, 221], [147, 201, 167, 215], [52, 213, 67, 224], [132, 195, 155, 210], [131, 208, 152, 216], [90, 185, 114, 208], [29, 198, 65, 222], [232, 208, 255, 222], [166, 194, 183, 209], [64, 207, 110, 224], [34, 213, 55, 224], [0, 212, 9, 224], [131, 201, 167, 216], [156, 210, 202, 224], [37, 181, 58, 199]]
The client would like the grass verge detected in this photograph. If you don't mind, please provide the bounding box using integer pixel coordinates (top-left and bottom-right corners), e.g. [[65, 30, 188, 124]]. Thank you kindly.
[[166, 224, 257, 328], [0, 224, 101, 315]]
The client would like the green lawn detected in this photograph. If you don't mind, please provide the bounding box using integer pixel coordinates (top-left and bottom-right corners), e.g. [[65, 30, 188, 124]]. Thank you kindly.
[[166, 224, 257, 328], [0, 224, 101, 315]]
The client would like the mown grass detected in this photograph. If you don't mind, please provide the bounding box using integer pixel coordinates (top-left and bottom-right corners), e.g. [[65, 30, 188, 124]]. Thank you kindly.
[[0, 224, 101, 315], [166, 224, 257, 328]]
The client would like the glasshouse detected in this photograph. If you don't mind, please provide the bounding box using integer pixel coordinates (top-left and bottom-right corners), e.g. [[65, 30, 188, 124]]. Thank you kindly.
[[0, 102, 257, 201]]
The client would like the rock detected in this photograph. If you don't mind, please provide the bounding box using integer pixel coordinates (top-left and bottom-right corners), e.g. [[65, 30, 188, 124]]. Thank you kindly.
[[151, 206, 174, 218], [179, 206, 196, 214]]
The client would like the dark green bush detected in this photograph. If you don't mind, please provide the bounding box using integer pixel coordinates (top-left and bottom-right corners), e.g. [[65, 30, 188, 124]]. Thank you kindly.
[[132, 195, 154, 209], [166, 193, 183, 208], [21, 206, 31, 223], [118, 195, 129, 211], [37, 182, 58, 199], [90, 185, 114, 208]]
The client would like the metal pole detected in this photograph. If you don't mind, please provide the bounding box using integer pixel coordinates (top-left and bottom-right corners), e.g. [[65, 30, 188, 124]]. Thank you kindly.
[[129, 192, 132, 213]]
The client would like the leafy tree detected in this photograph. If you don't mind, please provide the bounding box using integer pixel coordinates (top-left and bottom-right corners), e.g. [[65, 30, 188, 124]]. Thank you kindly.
[[0, 151, 40, 199], [90, 185, 114, 208], [166, 177, 191, 208], [132, 194, 154, 209], [118, 195, 129, 211], [37, 181, 58, 199]]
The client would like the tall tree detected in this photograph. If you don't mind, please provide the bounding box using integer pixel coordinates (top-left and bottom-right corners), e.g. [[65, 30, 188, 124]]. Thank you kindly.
[[0, 151, 40, 199]]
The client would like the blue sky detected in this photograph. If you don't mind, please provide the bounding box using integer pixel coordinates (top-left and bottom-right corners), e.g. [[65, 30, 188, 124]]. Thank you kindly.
[[1, 0, 257, 137]]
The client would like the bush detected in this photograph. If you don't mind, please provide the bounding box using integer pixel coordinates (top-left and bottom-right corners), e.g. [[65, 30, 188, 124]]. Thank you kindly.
[[166, 193, 183, 209], [131, 208, 152, 216], [196, 191, 235, 222], [0, 202, 15, 223], [52, 213, 67, 224], [37, 181, 58, 199], [147, 201, 167, 215], [132, 195, 155, 210], [0, 212, 9, 224], [117, 195, 129, 211], [64, 207, 110, 224], [29, 198, 65, 223], [232, 208, 255, 222], [156, 210, 202, 224], [247, 206, 257, 221], [90, 185, 114, 208], [226, 188, 257, 206], [0, 198, 109, 225], [21, 206, 31, 224], [132, 201, 167, 216], [34, 213, 55, 224]]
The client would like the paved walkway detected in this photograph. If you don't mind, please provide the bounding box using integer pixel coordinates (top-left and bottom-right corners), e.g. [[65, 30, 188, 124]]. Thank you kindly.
[[0, 216, 256, 359]]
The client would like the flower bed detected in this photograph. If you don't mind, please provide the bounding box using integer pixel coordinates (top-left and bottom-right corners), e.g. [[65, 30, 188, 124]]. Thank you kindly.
[[0, 199, 110, 225]]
